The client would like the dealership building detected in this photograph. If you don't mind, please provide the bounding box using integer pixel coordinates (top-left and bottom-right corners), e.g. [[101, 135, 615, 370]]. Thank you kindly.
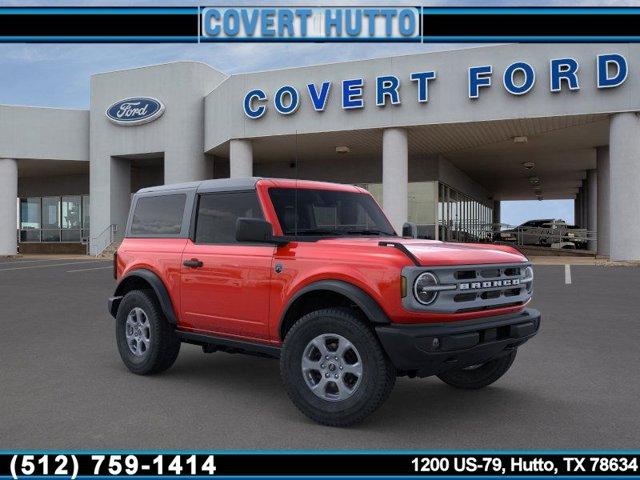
[[1, 43, 640, 259]]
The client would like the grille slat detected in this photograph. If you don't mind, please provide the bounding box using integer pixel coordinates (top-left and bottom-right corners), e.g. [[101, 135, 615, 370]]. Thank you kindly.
[[454, 270, 476, 280], [480, 268, 501, 278], [403, 263, 533, 314]]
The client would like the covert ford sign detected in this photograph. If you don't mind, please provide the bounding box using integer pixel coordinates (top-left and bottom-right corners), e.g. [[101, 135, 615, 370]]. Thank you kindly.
[[106, 97, 165, 126], [243, 53, 628, 118]]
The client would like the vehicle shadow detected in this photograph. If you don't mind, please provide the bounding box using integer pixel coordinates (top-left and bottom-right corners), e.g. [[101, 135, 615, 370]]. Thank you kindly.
[[156, 346, 562, 442]]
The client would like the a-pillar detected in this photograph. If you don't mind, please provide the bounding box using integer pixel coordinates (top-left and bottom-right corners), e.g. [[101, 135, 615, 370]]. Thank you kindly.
[[229, 139, 253, 178], [0, 159, 17, 256], [382, 128, 408, 233], [596, 147, 610, 257], [610, 113, 640, 261]]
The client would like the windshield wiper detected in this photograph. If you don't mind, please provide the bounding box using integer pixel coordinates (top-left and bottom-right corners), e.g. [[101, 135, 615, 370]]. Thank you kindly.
[[294, 229, 346, 236], [346, 229, 394, 236]]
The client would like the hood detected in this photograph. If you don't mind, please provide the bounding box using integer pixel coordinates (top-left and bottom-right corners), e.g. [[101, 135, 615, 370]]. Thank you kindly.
[[315, 237, 527, 266]]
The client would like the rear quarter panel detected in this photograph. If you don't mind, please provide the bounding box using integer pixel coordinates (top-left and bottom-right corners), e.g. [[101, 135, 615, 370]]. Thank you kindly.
[[117, 238, 187, 322]]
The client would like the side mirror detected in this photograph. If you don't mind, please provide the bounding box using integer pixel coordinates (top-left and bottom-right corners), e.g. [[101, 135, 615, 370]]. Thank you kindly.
[[236, 218, 287, 245], [402, 222, 418, 239]]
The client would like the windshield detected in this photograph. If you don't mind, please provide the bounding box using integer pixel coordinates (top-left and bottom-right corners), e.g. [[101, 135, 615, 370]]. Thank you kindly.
[[268, 188, 396, 237]]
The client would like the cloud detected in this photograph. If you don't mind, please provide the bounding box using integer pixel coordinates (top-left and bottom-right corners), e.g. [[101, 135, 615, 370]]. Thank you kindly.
[[0, 39, 473, 108]]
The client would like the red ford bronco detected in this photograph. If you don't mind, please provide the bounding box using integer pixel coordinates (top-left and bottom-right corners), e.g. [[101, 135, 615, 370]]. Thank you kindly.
[[109, 178, 540, 426]]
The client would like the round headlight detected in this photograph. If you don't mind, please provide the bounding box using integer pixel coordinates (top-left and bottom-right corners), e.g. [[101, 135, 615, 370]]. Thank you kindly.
[[414, 272, 439, 305], [523, 266, 534, 293]]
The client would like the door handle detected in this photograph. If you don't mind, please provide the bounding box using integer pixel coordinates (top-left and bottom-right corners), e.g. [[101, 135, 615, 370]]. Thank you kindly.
[[183, 258, 203, 268]]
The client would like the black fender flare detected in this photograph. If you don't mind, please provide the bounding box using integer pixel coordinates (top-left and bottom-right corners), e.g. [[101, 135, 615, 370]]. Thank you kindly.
[[280, 280, 391, 333], [109, 269, 178, 324]]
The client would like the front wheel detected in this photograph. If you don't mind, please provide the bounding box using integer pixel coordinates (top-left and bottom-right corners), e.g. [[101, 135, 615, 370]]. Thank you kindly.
[[280, 308, 395, 427], [437, 350, 517, 389], [116, 289, 181, 375]]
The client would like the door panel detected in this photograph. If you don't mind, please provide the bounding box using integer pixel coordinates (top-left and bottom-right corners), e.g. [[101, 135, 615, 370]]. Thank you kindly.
[[179, 191, 274, 341], [180, 241, 274, 339]]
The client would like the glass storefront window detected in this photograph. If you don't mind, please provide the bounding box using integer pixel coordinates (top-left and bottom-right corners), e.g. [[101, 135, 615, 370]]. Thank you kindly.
[[20, 198, 40, 229], [62, 196, 82, 229], [82, 195, 90, 240], [18, 195, 90, 243], [42, 197, 60, 229], [41, 197, 61, 242], [19, 198, 41, 242], [438, 183, 492, 243]]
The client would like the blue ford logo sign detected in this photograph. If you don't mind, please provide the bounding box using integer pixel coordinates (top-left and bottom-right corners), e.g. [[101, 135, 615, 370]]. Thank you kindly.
[[106, 97, 165, 126]]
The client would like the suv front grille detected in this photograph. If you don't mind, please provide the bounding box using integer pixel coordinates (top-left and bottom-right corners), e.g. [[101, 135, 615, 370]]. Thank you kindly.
[[402, 263, 533, 314]]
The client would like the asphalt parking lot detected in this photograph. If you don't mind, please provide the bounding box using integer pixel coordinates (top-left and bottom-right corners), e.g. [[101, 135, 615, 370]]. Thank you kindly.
[[0, 257, 638, 449]]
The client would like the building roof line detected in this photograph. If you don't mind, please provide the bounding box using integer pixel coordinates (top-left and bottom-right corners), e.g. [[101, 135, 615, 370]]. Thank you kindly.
[[224, 43, 510, 77], [91, 60, 227, 78], [0, 103, 88, 112]]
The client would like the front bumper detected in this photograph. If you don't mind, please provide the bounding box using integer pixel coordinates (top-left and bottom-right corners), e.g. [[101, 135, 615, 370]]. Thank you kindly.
[[375, 308, 540, 377]]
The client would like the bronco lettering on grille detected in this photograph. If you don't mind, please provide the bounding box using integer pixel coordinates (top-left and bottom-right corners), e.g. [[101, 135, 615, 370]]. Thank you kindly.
[[459, 279, 521, 290]]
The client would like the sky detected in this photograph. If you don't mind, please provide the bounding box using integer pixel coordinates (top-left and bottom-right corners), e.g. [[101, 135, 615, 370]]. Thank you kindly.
[[501, 200, 574, 227], [0, 0, 624, 225], [1, 0, 637, 108]]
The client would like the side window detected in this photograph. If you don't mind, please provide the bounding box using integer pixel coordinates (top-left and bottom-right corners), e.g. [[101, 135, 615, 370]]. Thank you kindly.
[[130, 194, 186, 236], [195, 192, 264, 244]]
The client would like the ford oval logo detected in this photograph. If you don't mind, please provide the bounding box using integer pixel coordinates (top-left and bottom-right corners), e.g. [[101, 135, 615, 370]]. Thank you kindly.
[[106, 97, 165, 126]]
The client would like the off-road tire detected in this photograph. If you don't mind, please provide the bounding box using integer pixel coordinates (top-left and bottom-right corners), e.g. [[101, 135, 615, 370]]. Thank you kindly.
[[280, 308, 395, 427], [116, 289, 181, 375], [437, 350, 517, 389]]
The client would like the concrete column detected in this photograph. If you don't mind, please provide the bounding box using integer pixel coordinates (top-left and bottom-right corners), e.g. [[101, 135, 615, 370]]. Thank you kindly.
[[610, 112, 640, 261], [382, 128, 408, 233], [573, 196, 580, 227], [586, 169, 598, 251], [110, 157, 131, 242], [596, 147, 610, 257], [581, 180, 589, 229], [492, 200, 501, 225], [164, 150, 209, 184], [575, 189, 582, 227], [90, 156, 131, 254], [229, 139, 253, 178], [0, 159, 17, 256]]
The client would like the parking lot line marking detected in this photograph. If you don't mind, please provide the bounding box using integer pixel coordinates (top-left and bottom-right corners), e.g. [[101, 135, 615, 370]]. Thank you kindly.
[[66, 266, 113, 273], [0, 260, 109, 272], [0, 257, 79, 264], [565, 264, 572, 284]]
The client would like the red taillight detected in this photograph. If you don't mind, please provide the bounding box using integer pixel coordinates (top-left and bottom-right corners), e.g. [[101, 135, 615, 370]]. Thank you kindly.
[[113, 251, 118, 279]]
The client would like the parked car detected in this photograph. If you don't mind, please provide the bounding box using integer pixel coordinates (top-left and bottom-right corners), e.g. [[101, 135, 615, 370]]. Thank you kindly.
[[108, 178, 540, 426], [496, 219, 588, 248]]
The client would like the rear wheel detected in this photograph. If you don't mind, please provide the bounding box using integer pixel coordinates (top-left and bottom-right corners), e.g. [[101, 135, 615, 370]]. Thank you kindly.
[[437, 350, 517, 389], [116, 289, 180, 375], [280, 308, 395, 427]]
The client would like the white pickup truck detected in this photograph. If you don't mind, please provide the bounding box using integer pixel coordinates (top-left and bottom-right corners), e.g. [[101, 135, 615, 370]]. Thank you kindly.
[[496, 219, 588, 249]]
